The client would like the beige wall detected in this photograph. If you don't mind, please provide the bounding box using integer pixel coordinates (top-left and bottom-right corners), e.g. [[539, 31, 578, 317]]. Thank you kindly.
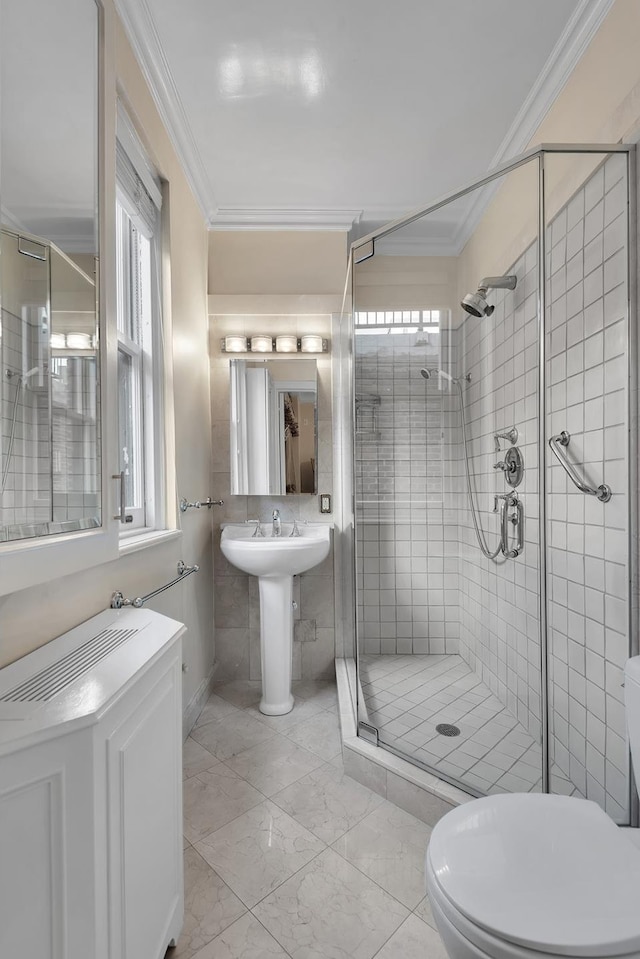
[[354, 254, 458, 313], [209, 231, 348, 295], [0, 6, 214, 724]]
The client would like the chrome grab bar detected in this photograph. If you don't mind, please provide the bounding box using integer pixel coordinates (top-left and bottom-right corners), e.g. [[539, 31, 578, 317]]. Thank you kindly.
[[110, 560, 200, 609], [179, 496, 224, 512], [548, 431, 612, 502]]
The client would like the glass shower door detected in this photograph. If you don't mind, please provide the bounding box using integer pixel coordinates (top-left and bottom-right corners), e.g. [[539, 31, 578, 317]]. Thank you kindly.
[[353, 155, 545, 797]]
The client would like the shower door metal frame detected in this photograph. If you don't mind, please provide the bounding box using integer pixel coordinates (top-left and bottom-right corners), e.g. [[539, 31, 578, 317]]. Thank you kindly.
[[350, 143, 638, 822]]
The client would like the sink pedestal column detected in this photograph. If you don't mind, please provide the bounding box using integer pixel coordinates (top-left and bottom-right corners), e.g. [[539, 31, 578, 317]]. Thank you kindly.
[[258, 574, 295, 715]]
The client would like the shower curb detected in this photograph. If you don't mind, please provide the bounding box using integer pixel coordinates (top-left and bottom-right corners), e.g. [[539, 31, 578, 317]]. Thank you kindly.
[[335, 658, 472, 827]]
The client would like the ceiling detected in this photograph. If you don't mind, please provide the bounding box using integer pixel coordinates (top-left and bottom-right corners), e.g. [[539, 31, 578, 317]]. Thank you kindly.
[[118, 0, 612, 243]]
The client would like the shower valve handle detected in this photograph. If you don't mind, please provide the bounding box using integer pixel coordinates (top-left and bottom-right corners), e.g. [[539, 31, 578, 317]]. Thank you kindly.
[[494, 427, 519, 452]]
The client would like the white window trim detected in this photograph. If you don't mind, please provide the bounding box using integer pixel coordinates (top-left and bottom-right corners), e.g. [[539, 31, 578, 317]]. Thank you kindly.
[[119, 527, 181, 556], [115, 129, 167, 543]]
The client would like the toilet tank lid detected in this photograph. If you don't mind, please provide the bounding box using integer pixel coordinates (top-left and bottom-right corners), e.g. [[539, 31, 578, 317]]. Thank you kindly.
[[428, 794, 640, 957]]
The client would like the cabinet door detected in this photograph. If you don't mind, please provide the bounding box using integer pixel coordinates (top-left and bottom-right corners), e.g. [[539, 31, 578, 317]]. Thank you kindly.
[[107, 658, 183, 959], [0, 732, 96, 959]]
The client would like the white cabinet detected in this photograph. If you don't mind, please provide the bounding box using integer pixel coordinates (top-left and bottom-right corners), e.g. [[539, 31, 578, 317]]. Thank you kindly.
[[0, 609, 185, 959]]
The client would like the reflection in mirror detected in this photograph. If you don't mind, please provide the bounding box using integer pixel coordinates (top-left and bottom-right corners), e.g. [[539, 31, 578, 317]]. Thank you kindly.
[[230, 359, 317, 495], [0, 0, 100, 543]]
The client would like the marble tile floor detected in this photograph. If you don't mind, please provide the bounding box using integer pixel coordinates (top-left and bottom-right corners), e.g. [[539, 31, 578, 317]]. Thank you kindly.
[[360, 653, 579, 798], [168, 676, 448, 959]]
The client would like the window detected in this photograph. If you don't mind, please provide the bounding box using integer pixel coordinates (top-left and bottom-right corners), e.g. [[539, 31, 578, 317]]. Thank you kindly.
[[115, 120, 164, 534], [354, 309, 441, 334]]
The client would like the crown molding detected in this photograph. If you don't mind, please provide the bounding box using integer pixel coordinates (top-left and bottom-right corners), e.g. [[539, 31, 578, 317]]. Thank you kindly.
[[114, 0, 216, 223], [115, 0, 613, 238], [491, 0, 615, 167], [449, 0, 615, 254], [209, 208, 362, 231]]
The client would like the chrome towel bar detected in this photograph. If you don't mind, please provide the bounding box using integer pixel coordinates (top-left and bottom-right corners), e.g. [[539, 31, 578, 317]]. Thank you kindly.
[[548, 431, 612, 502], [179, 497, 224, 512], [111, 560, 200, 609]]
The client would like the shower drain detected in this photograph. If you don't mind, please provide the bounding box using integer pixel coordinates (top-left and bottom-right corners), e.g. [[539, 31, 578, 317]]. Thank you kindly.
[[436, 723, 461, 737]]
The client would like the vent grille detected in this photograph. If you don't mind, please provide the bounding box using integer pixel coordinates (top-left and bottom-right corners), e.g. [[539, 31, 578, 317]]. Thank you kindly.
[[0, 627, 138, 704]]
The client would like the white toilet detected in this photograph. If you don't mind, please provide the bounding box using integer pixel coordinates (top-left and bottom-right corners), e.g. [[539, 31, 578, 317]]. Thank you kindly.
[[426, 656, 640, 959]]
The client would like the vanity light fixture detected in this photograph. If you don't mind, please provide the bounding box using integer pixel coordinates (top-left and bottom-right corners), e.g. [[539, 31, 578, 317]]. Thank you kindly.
[[50, 332, 94, 351], [275, 334, 298, 353], [250, 334, 273, 353], [66, 332, 92, 350], [223, 334, 248, 352], [220, 334, 329, 353], [300, 334, 324, 353]]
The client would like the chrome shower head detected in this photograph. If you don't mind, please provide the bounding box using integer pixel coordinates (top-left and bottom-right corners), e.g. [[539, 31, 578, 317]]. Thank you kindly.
[[420, 368, 456, 384], [461, 291, 491, 317], [460, 274, 517, 317]]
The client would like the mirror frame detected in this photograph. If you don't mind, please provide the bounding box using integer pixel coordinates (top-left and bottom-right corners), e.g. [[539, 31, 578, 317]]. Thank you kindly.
[[0, 0, 120, 596]]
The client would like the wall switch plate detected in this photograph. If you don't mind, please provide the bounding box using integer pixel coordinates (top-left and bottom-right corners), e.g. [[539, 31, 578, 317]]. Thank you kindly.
[[319, 493, 332, 514]]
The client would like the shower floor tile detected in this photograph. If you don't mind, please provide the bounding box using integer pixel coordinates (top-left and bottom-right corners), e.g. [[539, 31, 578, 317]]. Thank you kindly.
[[359, 654, 579, 797]]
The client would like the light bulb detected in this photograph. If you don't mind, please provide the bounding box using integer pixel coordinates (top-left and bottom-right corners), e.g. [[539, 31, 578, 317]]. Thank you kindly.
[[275, 335, 298, 353], [300, 334, 324, 353], [250, 335, 273, 353], [224, 334, 248, 352]]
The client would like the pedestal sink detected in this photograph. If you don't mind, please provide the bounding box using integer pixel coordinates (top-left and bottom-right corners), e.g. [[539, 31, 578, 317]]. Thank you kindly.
[[220, 523, 331, 715]]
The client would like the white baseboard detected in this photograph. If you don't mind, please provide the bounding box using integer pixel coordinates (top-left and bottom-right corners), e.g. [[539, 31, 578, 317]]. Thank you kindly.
[[182, 667, 216, 740]]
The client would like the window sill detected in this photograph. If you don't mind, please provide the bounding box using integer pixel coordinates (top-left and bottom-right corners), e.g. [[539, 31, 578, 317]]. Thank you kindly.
[[119, 528, 182, 556]]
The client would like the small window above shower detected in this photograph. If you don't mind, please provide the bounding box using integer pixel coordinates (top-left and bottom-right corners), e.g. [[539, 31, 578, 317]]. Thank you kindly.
[[355, 309, 442, 335]]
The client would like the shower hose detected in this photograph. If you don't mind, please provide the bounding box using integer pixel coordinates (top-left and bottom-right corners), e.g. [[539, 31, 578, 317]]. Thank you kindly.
[[452, 377, 504, 562]]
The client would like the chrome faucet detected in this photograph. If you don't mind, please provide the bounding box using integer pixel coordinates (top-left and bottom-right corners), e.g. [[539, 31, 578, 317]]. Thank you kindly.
[[272, 509, 282, 537]]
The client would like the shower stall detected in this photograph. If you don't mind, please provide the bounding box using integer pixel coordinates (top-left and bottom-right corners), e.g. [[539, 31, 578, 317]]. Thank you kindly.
[[346, 144, 637, 825]]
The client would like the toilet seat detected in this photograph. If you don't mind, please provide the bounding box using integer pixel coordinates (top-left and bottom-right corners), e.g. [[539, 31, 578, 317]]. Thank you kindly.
[[427, 793, 640, 958]]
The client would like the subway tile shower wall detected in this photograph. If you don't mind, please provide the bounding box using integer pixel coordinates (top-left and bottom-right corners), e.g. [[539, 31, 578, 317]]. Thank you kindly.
[[1, 309, 99, 531], [355, 155, 629, 818], [0, 308, 49, 527], [544, 155, 628, 820], [455, 241, 541, 747], [355, 328, 460, 657]]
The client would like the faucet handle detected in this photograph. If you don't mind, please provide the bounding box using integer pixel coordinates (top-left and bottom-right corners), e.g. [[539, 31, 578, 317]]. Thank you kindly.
[[289, 519, 301, 537], [494, 426, 519, 452]]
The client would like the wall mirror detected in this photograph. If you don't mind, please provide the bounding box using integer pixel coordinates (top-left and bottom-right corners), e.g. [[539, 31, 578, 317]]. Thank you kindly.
[[230, 358, 317, 495], [0, 0, 100, 543]]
